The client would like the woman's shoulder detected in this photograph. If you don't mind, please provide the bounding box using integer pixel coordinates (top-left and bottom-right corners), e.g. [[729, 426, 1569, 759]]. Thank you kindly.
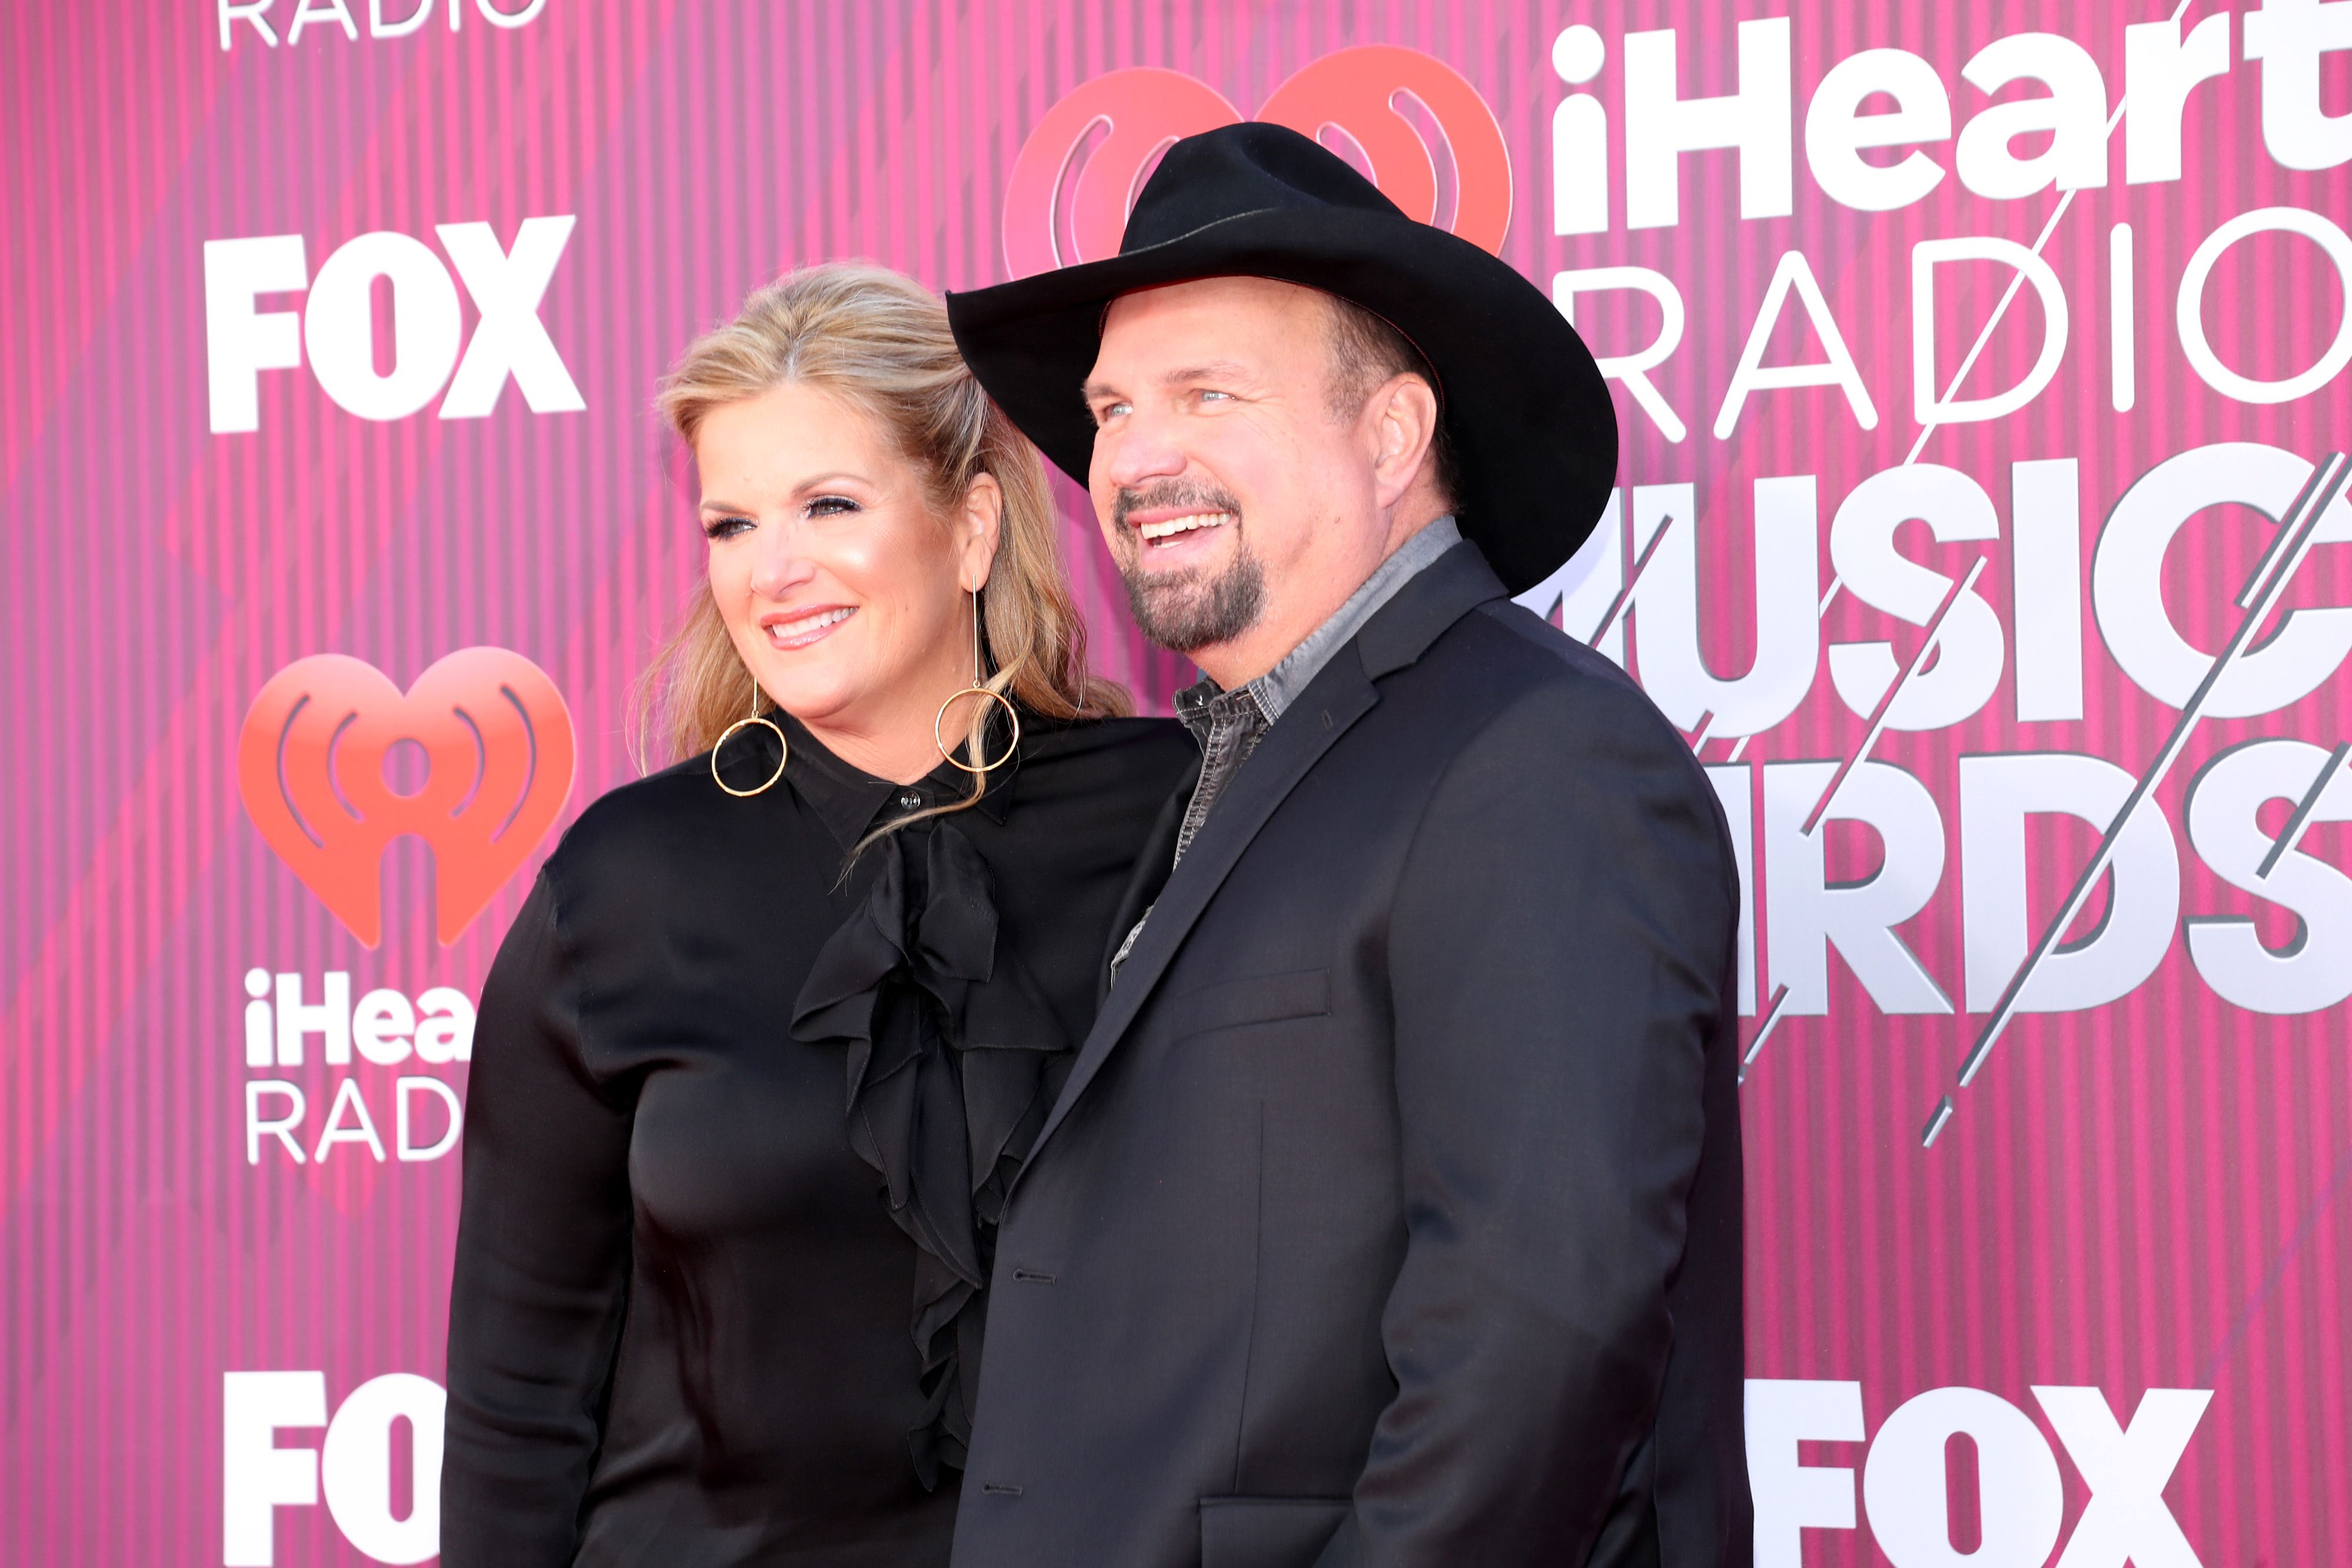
[[991, 713, 1194, 840], [1018, 711, 1195, 783], [540, 753, 743, 895], [983, 719, 1195, 865]]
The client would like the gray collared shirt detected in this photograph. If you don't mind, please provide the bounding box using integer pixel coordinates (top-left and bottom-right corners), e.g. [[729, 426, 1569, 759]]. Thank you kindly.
[[1111, 517, 1462, 979]]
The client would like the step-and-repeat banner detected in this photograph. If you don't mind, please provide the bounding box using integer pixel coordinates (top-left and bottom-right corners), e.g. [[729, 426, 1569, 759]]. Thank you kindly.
[[4, 2, 2347, 1563]]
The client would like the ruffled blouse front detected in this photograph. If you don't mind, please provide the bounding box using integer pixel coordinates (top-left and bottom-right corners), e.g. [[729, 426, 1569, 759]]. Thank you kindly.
[[441, 711, 1197, 1568], [791, 818, 1074, 1485]]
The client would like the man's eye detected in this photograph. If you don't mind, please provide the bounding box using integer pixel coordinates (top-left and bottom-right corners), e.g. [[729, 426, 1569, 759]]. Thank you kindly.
[[1095, 402, 1130, 424], [1198, 389, 1234, 403], [703, 514, 753, 540]]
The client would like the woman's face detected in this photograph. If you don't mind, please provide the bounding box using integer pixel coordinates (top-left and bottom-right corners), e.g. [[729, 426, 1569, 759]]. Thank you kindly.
[[696, 381, 998, 759]]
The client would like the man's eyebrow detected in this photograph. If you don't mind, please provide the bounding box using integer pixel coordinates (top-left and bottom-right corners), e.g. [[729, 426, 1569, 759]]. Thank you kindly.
[[1158, 361, 1253, 387], [1082, 362, 1255, 403]]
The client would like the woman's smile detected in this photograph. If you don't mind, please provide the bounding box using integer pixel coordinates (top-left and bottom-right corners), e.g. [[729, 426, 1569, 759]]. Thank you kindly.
[[761, 604, 857, 650]]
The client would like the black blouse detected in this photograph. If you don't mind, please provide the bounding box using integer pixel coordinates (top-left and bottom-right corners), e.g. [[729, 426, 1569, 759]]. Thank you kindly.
[[440, 711, 1195, 1568]]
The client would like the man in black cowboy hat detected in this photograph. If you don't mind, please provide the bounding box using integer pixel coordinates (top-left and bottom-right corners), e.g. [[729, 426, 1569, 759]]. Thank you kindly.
[[943, 123, 1748, 1568]]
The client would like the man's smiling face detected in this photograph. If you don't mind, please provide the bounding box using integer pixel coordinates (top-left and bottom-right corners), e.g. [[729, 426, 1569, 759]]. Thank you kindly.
[[1083, 275, 1409, 686]]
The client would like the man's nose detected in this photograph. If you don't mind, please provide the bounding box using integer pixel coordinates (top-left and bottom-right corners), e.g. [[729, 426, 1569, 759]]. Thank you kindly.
[[1098, 408, 1188, 490]]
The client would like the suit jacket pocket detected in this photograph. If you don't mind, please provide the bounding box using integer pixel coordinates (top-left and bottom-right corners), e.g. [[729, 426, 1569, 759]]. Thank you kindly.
[[1171, 967, 1331, 1040], [1199, 1496, 1349, 1568]]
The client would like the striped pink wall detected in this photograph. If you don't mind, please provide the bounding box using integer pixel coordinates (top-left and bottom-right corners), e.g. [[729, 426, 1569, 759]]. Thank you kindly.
[[2, 2, 2346, 1563]]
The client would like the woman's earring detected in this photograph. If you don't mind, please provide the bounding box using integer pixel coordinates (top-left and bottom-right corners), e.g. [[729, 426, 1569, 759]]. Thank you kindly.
[[934, 588, 1020, 774], [712, 666, 789, 797]]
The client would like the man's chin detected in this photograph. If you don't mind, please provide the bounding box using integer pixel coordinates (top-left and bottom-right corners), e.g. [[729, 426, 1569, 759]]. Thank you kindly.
[[1129, 587, 1212, 651], [1122, 561, 1265, 654], [1117, 556, 1209, 607]]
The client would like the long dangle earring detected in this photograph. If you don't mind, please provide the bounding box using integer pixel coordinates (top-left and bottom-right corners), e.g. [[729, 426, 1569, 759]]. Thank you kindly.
[[933, 587, 1020, 774], [711, 665, 789, 797]]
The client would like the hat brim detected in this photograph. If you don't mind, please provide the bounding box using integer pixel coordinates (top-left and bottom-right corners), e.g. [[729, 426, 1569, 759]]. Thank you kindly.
[[947, 206, 1617, 596]]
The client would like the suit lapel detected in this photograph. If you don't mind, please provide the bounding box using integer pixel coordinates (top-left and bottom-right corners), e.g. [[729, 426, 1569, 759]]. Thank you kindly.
[[1097, 755, 1200, 1007], [1023, 661, 1379, 1171], [1019, 542, 1514, 1179]]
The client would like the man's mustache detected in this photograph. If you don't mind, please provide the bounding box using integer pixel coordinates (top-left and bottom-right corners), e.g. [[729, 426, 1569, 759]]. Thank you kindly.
[[1111, 481, 1243, 530]]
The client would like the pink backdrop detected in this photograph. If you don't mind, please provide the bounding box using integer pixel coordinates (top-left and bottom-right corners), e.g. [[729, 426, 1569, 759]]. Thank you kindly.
[[4, 2, 2348, 1564]]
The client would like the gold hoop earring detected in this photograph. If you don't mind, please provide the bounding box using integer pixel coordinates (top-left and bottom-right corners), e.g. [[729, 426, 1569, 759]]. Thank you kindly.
[[934, 589, 1020, 774], [712, 667, 788, 797]]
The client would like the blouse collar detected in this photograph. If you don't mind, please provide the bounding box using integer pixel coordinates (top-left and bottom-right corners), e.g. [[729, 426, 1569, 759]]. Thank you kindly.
[[776, 710, 1020, 850]]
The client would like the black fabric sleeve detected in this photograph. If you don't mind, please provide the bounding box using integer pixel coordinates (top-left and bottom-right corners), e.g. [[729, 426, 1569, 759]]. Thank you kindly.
[[1322, 676, 1738, 1567], [440, 868, 636, 1567]]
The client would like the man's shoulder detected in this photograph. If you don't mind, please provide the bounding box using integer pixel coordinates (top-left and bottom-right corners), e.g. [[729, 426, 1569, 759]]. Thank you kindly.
[[1402, 594, 1693, 756], [1465, 595, 1639, 684], [1385, 601, 1736, 887]]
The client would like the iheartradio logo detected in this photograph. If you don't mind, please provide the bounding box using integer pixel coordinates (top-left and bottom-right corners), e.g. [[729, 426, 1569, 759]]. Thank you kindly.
[[1003, 45, 1513, 278], [237, 648, 575, 947]]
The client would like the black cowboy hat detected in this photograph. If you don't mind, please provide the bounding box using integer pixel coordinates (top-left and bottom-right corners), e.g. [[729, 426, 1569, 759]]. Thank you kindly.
[[945, 121, 1618, 595]]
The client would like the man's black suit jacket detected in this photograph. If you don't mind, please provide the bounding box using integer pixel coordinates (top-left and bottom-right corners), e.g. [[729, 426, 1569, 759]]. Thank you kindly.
[[949, 543, 1749, 1568]]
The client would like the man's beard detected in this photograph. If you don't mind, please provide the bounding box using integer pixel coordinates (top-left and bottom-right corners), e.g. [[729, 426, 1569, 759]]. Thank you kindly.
[[1110, 481, 1266, 653]]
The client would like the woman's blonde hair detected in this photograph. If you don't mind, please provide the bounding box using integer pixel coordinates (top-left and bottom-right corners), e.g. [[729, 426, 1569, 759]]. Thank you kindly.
[[634, 263, 1129, 787]]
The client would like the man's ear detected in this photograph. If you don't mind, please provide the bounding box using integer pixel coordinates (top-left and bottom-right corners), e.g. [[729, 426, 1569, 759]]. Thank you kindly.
[[1370, 373, 1441, 512], [959, 472, 1005, 591]]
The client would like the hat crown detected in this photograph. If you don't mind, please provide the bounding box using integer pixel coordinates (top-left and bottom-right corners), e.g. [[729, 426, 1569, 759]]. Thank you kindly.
[[947, 116, 1618, 595], [1120, 122, 1406, 255]]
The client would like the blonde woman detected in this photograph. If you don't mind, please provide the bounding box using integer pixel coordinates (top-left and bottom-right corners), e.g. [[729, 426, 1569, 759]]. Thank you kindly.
[[440, 266, 1193, 1567]]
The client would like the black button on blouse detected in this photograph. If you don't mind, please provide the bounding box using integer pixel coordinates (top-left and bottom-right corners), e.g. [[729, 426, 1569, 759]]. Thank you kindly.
[[440, 711, 1195, 1568]]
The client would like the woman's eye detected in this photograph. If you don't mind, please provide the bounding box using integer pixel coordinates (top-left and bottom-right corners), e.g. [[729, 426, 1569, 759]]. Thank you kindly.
[[806, 495, 860, 519], [703, 514, 753, 540]]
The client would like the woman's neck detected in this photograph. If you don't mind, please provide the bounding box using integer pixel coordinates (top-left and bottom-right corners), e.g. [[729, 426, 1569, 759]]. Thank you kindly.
[[796, 689, 962, 786]]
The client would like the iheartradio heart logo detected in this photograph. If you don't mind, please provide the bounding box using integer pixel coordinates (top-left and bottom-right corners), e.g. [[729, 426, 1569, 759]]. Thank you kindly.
[[238, 648, 576, 947], [1002, 45, 1513, 279]]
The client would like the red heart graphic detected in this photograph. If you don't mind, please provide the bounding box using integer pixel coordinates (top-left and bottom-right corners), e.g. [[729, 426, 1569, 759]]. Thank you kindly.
[[1255, 46, 1512, 253], [1001, 67, 1241, 279], [237, 648, 576, 947], [1001, 46, 1512, 279]]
